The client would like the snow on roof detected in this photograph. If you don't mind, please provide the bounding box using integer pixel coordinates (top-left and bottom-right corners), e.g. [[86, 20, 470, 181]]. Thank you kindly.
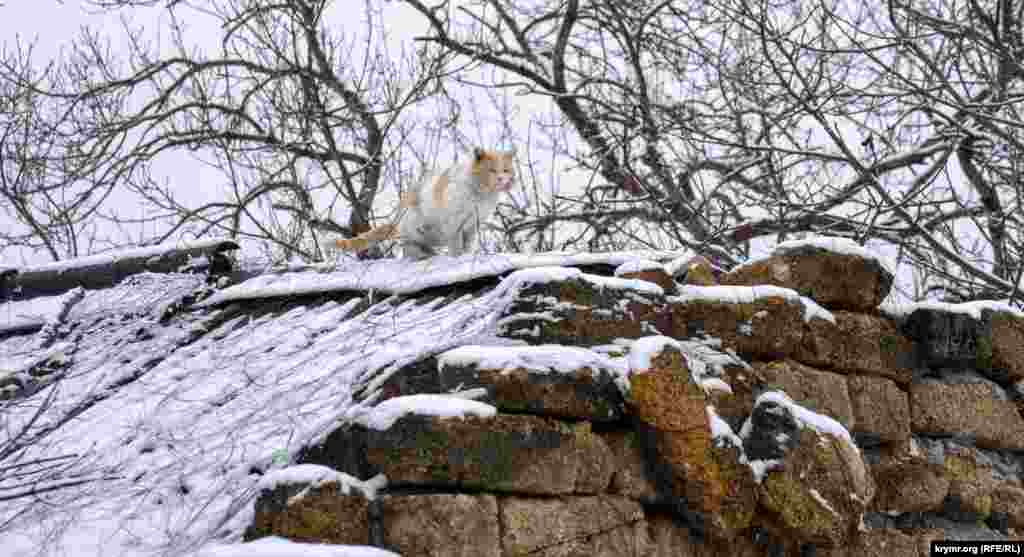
[[352, 394, 497, 431], [0, 251, 746, 556], [198, 251, 681, 306], [438, 344, 629, 376], [194, 537, 399, 557], [733, 235, 896, 276], [0, 341, 72, 384], [671, 284, 836, 324], [67, 272, 208, 322], [883, 299, 1024, 320], [0, 290, 78, 334], [0, 258, 550, 555], [18, 238, 235, 275]]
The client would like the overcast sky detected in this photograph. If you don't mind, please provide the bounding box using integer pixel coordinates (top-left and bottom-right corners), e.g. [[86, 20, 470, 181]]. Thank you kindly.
[[0, 1, 550, 266], [0, 2, 916, 304]]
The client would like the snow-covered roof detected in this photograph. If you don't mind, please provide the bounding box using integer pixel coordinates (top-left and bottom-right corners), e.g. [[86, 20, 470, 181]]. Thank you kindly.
[[199, 250, 684, 305], [8, 238, 237, 299], [0, 292, 71, 334], [17, 238, 237, 276], [0, 246, 881, 557], [0, 250, 687, 557]]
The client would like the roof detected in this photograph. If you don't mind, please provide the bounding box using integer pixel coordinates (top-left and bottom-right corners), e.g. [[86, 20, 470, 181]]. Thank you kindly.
[[5, 238, 239, 300], [0, 244, 691, 556]]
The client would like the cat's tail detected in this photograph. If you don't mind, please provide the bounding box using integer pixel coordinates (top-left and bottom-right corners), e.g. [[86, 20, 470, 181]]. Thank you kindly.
[[334, 223, 400, 252]]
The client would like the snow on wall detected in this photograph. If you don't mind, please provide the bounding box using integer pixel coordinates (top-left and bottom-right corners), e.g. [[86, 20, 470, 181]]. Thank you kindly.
[[438, 344, 629, 376], [614, 259, 666, 275], [672, 284, 836, 324], [740, 390, 855, 446], [732, 235, 896, 276], [883, 299, 1024, 320], [257, 465, 387, 502], [352, 394, 497, 431]]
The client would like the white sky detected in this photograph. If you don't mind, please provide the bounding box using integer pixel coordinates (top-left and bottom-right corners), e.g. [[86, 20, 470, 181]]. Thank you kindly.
[[0, 0, 568, 267], [0, 1, 966, 305]]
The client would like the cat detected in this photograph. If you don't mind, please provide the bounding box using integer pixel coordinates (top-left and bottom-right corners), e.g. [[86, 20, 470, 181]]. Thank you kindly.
[[335, 147, 516, 260]]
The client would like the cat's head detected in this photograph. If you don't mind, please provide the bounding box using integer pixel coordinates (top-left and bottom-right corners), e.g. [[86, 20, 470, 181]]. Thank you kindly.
[[470, 147, 517, 193]]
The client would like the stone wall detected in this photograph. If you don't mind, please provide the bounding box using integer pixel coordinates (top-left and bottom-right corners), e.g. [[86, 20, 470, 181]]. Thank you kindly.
[[248, 240, 1024, 556]]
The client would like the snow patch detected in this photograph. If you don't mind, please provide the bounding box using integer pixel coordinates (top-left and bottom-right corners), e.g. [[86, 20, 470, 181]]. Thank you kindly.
[[627, 336, 734, 396], [664, 254, 701, 277], [747, 458, 783, 484], [353, 394, 497, 431], [199, 251, 679, 306], [257, 465, 387, 501], [884, 299, 1024, 320], [733, 235, 896, 276], [809, 488, 840, 517], [672, 285, 835, 324], [746, 391, 855, 446], [775, 236, 894, 275], [194, 537, 399, 557], [738, 391, 859, 483], [0, 292, 73, 334], [438, 345, 628, 377], [614, 259, 665, 275], [21, 238, 232, 275]]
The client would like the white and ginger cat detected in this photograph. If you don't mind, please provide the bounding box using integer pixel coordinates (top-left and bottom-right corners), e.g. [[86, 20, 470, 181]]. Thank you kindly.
[[335, 147, 516, 260]]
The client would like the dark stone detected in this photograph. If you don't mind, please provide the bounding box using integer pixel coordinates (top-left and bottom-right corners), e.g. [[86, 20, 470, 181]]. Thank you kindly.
[[0, 268, 16, 302], [246, 480, 371, 544], [301, 414, 615, 495], [988, 511, 1010, 535], [376, 357, 443, 402], [901, 307, 1019, 384], [892, 512, 1008, 541], [941, 494, 984, 522], [903, 308, 984, 369], [438, 358, 626, 422], [742, 399, 800, 461], [298, 425, 371, 479], [496, 275, 666, 346]]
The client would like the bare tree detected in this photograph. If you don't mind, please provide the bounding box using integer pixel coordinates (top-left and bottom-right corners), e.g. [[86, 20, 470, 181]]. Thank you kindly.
[[403, 0, 1024, 304], [4, 0, 456, 264], [0, 42, 120, 262]]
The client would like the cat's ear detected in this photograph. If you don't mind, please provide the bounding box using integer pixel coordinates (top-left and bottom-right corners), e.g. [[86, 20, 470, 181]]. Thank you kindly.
[[473, 147, 487, 161], [503, 147, 516, 160]]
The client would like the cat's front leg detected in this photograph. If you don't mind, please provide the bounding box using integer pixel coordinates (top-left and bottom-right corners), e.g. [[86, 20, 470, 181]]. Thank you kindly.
[[448, 224, 469, 256], [402, 240, 436, 260], [461, 225, 477, 254]]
